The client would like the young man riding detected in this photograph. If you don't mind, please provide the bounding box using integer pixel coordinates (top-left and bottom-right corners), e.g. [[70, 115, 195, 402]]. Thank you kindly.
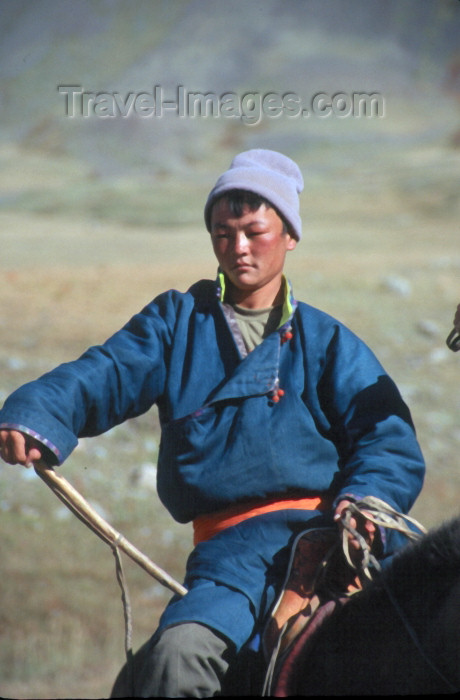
[[0, 150, 425, 696]]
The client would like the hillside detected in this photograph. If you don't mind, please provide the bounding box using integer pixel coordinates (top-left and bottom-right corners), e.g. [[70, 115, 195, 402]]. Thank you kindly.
[[0, 2, 459, 698]]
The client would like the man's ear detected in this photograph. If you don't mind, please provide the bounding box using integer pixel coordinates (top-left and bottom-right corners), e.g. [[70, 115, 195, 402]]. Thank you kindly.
[[286, 234, 297, 251]]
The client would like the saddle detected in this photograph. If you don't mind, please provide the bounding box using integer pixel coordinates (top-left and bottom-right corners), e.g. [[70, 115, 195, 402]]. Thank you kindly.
[[262, 526, 363, 694]]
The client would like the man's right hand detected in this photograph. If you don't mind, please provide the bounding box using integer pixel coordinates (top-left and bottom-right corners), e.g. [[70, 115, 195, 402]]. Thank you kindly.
[[0, 429, 44, 467]]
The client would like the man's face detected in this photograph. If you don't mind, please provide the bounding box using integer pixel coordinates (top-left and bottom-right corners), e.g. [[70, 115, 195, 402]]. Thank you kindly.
[[210, 198, 296, 307]]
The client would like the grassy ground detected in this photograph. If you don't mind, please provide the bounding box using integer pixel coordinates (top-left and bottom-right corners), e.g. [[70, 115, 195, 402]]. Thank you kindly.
[[0, 135, 459, 698]]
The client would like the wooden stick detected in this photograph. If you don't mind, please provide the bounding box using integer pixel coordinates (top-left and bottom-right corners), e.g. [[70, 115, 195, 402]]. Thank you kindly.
[[34, 461, 187, 597]]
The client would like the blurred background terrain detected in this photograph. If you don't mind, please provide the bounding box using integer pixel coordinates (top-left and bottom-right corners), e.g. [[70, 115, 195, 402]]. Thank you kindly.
[[0, 1, 459, 697]]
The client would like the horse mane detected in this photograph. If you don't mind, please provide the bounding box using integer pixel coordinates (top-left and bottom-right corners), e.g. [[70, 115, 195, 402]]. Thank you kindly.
[[322, 515, 460, 626], [384, 515, 460, 579], [293, 516, 460, 629]]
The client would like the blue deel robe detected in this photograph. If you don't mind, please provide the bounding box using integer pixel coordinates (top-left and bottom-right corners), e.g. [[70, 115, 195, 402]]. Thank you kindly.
[[0, 276, 425, 649]]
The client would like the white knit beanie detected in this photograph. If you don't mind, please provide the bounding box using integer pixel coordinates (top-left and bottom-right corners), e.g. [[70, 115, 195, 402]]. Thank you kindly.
[[204, 149, 304, 240]]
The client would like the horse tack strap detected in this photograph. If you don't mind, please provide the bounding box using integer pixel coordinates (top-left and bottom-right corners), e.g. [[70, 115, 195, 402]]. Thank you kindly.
[[193, 493, 332, 545], [446, 327, 460, 351]]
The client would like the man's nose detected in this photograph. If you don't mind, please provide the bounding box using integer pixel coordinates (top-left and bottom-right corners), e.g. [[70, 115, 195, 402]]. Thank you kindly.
[[233, 232, 249, 254]]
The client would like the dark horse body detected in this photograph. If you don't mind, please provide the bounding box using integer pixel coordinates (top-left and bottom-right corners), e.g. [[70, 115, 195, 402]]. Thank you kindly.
[[272, 515, 460, 696], [112, 516, 460, 696]]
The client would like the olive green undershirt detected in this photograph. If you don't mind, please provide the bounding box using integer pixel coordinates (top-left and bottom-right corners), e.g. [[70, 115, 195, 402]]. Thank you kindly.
[[232, 304, 283, 353]]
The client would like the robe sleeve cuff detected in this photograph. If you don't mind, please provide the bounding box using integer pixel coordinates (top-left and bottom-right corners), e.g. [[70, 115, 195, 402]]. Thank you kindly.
[[0, 422, 62, 464]]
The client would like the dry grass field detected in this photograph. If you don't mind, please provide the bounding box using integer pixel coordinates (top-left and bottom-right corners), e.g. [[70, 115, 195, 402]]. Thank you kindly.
[[0, 127, 459, 697]]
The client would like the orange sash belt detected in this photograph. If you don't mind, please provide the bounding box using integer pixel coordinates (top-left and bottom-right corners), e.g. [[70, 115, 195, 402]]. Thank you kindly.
[[193, 493, 332, 545]]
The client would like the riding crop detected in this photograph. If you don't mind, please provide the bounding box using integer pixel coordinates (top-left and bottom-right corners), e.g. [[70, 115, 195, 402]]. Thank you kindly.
[[33, 459, 186, 684], [34, 460, 187, 597]]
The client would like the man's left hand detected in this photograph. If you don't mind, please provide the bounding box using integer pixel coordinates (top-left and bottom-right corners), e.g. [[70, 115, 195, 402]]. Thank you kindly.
[[334, 499, 376, 552]]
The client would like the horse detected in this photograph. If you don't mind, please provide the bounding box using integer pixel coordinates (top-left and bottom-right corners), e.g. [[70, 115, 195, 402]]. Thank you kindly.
[[111, 515, 460, 696], [270, 514, 460, 696]]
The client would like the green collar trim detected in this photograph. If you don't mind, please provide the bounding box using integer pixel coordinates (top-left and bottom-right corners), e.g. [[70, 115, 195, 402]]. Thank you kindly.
[[279, 276, 295, 327], [217, 271, 295, 329]]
